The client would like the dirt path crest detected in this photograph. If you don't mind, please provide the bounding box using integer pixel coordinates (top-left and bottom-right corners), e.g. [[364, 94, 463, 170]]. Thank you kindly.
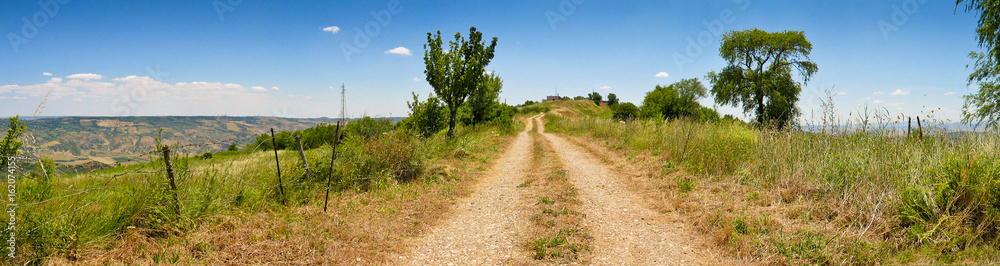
[[399, 114, 543, 265], [535, 116, 727, 265]]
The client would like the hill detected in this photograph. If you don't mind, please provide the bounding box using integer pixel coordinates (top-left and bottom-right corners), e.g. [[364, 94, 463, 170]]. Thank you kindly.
[[3, 116, 341, 169], [519, 99, 613, 118]]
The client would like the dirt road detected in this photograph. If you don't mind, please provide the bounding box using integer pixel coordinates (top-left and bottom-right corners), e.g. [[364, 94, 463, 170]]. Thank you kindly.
[[399, 114, 726, 265], [399, 115, 542, 265]]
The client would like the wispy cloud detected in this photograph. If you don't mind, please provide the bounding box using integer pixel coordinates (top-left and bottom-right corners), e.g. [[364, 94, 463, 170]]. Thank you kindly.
[[944, 91, 956, 96], [385, 47, 412, 56], [322, 26, 340, 34], [599, 85, 611, 90], [836, 91, 847, 95], [66, 73, 103, 80], [42, 72, 52, 76], [271, 86, 280, 91], [873, 92, 883, 95], [890, 89, 909, 96], [251, 86, 268, 92], [873, 99, 884, 104], [654, 72, 670, 78], [412, 77, 420, 82]]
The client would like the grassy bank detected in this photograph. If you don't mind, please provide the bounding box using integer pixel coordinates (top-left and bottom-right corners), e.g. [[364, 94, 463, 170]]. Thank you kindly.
[[12, 122, 518, 264], [545, 113, 1000, 264]]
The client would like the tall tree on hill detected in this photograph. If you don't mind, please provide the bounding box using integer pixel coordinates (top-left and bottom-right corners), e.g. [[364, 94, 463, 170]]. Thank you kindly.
[[957, 0, 1000, 128], [707, 29, 818, 129], [607, 93, 619, 105], [468, 71, 503, 128], [588, 92, 602, 105], [424, 26, 498, 137]]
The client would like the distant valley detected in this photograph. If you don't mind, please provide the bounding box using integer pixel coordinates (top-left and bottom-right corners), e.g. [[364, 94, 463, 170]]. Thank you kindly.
[[3, 116, 341, 169]]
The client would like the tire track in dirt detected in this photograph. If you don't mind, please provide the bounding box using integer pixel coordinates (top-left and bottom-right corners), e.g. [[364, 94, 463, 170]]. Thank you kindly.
[[536, 115, 728, 265], [398, 114, 543, 265]]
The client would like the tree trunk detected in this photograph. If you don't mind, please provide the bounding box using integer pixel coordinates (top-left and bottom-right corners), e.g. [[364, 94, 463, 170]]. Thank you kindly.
[[448, 106, 458, 137], [755, 92, 765, 126]]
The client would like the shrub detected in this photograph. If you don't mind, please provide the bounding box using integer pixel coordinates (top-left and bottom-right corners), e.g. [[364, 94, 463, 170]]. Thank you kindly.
[[402, 92, 448, 138], [611, 102, 639, 121]]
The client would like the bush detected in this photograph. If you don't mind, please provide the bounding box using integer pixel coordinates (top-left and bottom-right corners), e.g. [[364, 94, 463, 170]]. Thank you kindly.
[[402, 92, 448, 138], [611, 102, 639, 121], [639, 78, 708, 120], [898, 155, 1000, 246]]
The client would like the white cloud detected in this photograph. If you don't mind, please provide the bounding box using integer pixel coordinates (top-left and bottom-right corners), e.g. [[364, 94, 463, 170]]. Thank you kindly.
[[66, 73, 103, 80], [944, 91, 956, 96], [836, 91, 847, 95], [42, 72, 52, 76], [271, 86, 280, 91], [412, 77, 420, 82], [655, 72, 670, 78], [72, 98, 82, 102], [385, 47, 412, 56], [890, 89, 909, 96], [48, 77, 62, 83], [251, 86, 268, 92], [599, 85, 611, 90], [322, 26, 340, 34], [872, 100, 884, 104], [873, 92, 883, 95], [12, 97, 26, 100]]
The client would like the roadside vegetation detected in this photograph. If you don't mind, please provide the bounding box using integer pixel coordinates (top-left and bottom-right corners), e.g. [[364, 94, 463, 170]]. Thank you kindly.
[[1, 26, 525, 264]]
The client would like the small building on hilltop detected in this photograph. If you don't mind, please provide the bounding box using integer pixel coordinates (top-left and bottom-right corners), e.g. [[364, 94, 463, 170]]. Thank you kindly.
[[546, 96, 561, 102]]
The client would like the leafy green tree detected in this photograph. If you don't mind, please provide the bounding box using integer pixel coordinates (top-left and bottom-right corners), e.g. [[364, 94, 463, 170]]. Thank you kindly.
[[573, 96, 585, 100], [706, 29, 818, 129], [611, 102, 639, 121], [424, 26, 498, 137], [403, 92, 448, 137], [640, 78, 708, 120], [1, 116, 27, 167], [588, 92, 602, 105], [607, 93, 619, 105], [228, 143, 239, 152], [344, 116, 394, 139], [467, 71, 503, 128], [957, 1, 1000, 128]]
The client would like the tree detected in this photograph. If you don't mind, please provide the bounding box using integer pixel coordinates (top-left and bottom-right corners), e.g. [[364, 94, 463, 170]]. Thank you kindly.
[[706, 29, 818, 129], [588, 92, 602, 105], [228, 143, 238, 152], [403, 92, 448, 137], [573, 96, 585, 100], [467, 71, 503, 127], [607, 93, 619, 105], [640, 78, 708, 120], [957, 1, 1000, 128], [612, 102, 639, 121], [424, 26, 498, 137]]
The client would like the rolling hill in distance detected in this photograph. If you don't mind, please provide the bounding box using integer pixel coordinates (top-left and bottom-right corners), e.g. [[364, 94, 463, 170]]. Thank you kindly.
[[2, 116, 350, 169]]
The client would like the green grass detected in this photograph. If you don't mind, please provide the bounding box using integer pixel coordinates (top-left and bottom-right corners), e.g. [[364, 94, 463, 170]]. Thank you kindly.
[[11, 122, 511, 263], [545, 113, 1000, 264]]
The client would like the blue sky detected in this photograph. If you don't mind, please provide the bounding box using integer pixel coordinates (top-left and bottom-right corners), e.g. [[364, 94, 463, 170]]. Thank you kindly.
[[0, 0, 984, 123]]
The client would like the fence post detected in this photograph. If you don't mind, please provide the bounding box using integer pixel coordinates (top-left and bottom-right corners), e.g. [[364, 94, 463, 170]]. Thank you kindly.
[[916, 116, 923, 140], [324, 121, 343, 212], [907, 117, 912, 138], [271, 128, 286, 205], [161, 145, 181, 217], [296, 135, 309, 180]]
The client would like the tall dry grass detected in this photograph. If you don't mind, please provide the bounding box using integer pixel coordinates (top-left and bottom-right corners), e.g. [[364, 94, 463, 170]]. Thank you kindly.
[[546, 113, 1000, 264]]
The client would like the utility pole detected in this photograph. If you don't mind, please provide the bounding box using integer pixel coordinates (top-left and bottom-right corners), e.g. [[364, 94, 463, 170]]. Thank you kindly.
[[339, 84, 346, 124]]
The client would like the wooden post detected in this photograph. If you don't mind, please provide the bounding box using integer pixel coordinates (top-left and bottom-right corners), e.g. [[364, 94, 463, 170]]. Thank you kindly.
[[916, 116, 923, 140], [324, 121, 343, 212], [271, 128, 286, 205], [907, 117, 912, 138], [162, 145, 181, 217], [295, 135, 309, 180]]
